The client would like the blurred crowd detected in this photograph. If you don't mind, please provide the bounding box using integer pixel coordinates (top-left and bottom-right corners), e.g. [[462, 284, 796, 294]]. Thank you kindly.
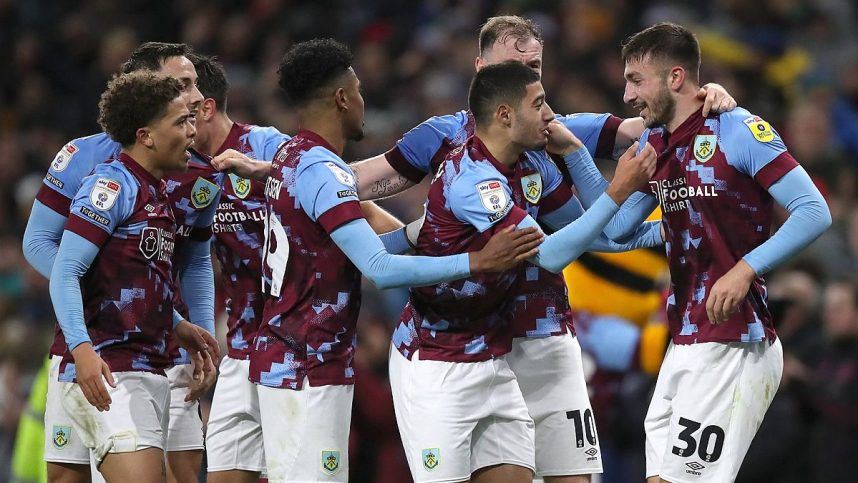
[[1, 0, 857, 482]]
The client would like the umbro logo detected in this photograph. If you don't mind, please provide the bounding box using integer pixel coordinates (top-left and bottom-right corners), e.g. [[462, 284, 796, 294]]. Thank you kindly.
[[585, 448, 599, 457], [686, 462, 705, 471]]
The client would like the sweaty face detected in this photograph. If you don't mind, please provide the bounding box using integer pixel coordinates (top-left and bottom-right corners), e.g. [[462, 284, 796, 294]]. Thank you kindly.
[[158, 56, 204, 121], [623, 59, 676, 128], [342, 68, 366, 142], [509, 82, 553, 151], [147, 97, 196, 171], [479, 36, 543, 75]]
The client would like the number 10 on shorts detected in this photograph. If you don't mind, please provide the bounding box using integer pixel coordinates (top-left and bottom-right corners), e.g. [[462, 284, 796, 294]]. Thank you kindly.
[[567, 409, 598, 448]]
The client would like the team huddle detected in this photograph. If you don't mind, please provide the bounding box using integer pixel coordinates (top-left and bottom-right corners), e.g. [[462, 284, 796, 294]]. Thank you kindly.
[[23, 15, 831, 483]]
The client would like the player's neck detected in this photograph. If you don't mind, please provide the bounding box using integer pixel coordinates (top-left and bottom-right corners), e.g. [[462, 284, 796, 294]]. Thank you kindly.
[[198, 113, 234, 156], [666, 89, 704, 133], [475, 127, 522, 167], [123, 146, 164, 180], [300, 116, 346, 155]]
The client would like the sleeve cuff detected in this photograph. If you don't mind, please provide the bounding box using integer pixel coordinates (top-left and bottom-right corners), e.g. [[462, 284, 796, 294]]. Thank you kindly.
[[755, 152, 799, 189], [384, 146, 427, 184], [67, 214, 111, 247], [540, 182, 574, 215], [595, 115, 623, 159], [318, 200, 364, 234], [36, 184, 72, 217]]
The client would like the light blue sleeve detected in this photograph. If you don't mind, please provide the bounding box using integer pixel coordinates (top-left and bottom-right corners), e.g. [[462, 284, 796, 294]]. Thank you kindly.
[[518, 193, 621, 273], [378, 228, 412, 254], [448, 169, 518, 233], [68, 167, 136, 237], [294, 150, 361, 223], [393, 113, 467, 174], [528, 150, 564, 197], [247, 125, 291, 161], [49, 232, 100, 351], [177, 239, 215, 333], [330, 220, 471, 290], [539, 196, 663, 252], [742, 167, 832, 275], [22, 200, 68, 278], [558, 144, 660, 240], [42, 134, 121, 203], [555, 112, 612, 158], [719, 110, 789, 177]]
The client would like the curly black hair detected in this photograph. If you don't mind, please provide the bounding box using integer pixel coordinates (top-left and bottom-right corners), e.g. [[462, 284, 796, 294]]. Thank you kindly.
[[277, 39, 353, 106], [469, 60, 541, 125], [189, 53, 229, 111], [98, 72, 184, 147], [121, 42, 192, 74]]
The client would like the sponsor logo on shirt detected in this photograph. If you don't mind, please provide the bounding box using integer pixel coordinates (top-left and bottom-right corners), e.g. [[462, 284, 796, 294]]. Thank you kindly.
[[51, 143, 77, 172], [80, 206, 110, 226], [90, 178, 120, 211], [321, 450, 341, 475], [692, 135, 717, 163], [337, 189, 357, 198], [648, 177, 718, 214], [477, 180, 508, 212], [139, 226, 175, 262], [191, 177, 220, 209], [45, 173, 64, 189], [324, 161, 356, 187], [521, 173, 543, 204], [742, 116, 774, 143], [213, 201, 266, 234]]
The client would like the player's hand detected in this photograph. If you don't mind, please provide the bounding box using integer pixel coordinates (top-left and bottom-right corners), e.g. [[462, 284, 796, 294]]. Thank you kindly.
[[706, 260, 756, 324], [698, 83, 737, 117], [471, 225, 543, 272], [174, 320, 221, 365], [606, 142, 657, 203], [545, 120, 584, 157], [185, 349, 217, 402], [211, 149, 270, 180], [70, 343, 116, 411]]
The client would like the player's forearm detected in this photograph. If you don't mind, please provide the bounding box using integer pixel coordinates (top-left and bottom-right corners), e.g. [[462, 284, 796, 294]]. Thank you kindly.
[[743, 167, 831, 275], [615, 117, 645, 158], [361, 201, 404, 233], [178, 239, 215, 334], [49, 231, 99, 351], [22, 200, 68, 278], [331, 219, 470, 290], [523, 193, 620, 273], [561, 148, 609, 208], [588, 221, 663, 253], [603, 192, 660, 241], [352, 154, 415, 200]]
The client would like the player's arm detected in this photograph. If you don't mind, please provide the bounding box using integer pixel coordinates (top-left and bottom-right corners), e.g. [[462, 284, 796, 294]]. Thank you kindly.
[[547, 121, 660, 240], [707, 115, 831, 323], [351, 154, 416, 200], [22, 201, 68, 278], [296, 160, 541, 289]]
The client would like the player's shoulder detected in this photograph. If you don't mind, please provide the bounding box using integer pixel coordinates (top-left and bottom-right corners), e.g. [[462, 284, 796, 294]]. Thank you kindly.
[[77, 161, 139, 207], [416, 110, 470, 136], [447, 150, 507, 195], [554, 112, 610, 125], [247, 123, 290, 140], [50, 132, 120, 174], [717, 106, 781, 147]]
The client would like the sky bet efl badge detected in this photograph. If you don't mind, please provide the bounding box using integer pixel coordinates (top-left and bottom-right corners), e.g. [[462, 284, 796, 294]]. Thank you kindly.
[[321, 450, 341, 475], [693, 135, 717, 163], [422, 448, 440, 470], [229, 173, 251, 199], [743, 115, 775, 142], [478, 180, 508, 212], [90, 178, 120, 211], [191, 177, 220, 208], [521, 172, 542, 204]]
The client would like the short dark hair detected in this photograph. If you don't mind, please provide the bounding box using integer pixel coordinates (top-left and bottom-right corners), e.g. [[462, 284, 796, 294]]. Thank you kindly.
[[621, 22, 701, 81], [121, 42, 192, 74], [189, 53, 229, 111], [478, 16, 543, 56], [469, 60, 541, 125], [277, 39, 354, 106], [98, 72, 184, 147]]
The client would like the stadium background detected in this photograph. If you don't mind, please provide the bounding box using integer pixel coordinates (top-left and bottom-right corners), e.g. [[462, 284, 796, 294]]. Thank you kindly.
[[1, 0, 857, 482]]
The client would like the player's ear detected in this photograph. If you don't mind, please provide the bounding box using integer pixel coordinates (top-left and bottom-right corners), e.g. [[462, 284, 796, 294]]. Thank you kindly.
[[334, 87, 348, 111], [668, 66, 686, 92], [200, 98, 217, 121], [496, 103, 512, 128], [137, 127, 154, 148]]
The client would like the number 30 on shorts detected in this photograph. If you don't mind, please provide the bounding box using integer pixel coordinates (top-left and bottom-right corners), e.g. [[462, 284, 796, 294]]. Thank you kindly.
[[672, 417, 725, 463]]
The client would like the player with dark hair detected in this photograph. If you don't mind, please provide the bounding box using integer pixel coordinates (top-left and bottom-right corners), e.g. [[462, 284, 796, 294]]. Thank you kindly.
[[252, 39, 542, 482], [576, 22, 831, 482], [389, 60, 657, 483], [22, 42, 217, 483], [48, 71, 209, 483]]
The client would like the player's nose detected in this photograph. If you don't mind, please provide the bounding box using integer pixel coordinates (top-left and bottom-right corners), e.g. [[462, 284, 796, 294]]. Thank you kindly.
[[623, 83, 636, 104]]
